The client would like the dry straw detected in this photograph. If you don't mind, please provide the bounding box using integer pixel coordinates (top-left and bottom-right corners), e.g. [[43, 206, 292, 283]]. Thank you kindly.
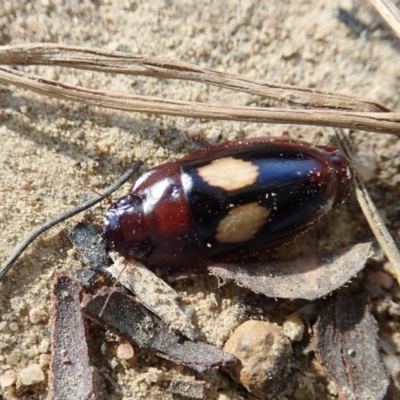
[[0, 43, 399, 134]]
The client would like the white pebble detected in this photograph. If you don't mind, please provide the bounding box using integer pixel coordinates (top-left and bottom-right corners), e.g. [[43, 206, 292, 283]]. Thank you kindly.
[[29, 308, 43, 324], [38, 339, 50, 354], [18, 364, 45, 386], [282, 315, 305, 342], [116, 342, 135, 360], [6, 352, 20, 366], [0, 370, 17, 388], [8, 322, 18, 332], [39, 354, 51, 368]]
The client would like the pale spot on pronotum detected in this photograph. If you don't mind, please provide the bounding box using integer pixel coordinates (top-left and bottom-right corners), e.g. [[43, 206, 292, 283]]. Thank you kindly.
[[197, 157, 259, 191], [215, 202, 270, 243]]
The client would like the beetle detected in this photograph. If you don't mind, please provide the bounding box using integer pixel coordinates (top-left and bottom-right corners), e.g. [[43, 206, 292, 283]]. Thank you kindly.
[[103, 137, 353, 272]]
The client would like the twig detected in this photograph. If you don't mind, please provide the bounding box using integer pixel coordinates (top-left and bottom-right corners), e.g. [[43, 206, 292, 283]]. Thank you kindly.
[[0, 43, 390, 112], [370, 0, 400, 40], [335, 130, 400, 286], [0, 66, 399, 135], [0, 161, 142, 279]]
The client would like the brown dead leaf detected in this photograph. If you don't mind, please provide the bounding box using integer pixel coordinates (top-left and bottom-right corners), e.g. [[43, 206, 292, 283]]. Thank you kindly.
[[209, 243, 372, 300], [312, 292, 389, 400], [47, 274, 97, 400]]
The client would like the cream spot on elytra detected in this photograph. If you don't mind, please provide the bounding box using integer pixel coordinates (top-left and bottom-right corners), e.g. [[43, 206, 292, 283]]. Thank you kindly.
[[215, 202, 270, 243], [197, 157, 258, 191]]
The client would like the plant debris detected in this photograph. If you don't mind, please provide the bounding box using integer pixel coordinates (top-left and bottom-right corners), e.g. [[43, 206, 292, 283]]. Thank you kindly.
[[47, 274, 97, 400], [68, 223, 113, 271], [312, 292, 389, 400], [209, 243, 372, 300], [166, 379, 205, 399], [69, 223, 197, 340], [106, 256, 198, 340], [81, 288, 237, 373]]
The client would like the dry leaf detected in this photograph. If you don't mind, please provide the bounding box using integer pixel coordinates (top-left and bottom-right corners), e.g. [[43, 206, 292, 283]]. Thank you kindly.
[[312, 292, 389, 400], [47, 274, 97, 400], [209, 243, 372, 300]]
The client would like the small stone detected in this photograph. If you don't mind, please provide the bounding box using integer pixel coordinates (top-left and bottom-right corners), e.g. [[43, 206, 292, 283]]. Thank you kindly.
[[187, 123, 203, 138], [6, 352, 20, 366], [367, 271, 394, 291], [223, 320, 292, 398], [353, 154, 377, 182], [8, 322, 18, 332], [39, 354, 51, 368], [19, 180, 32, 190], [0, 342, 8, 350], [9, 297, 26, 314], [116, 342, 135, 360], [18, 364, 45, 386], [0, 321, 8, 331], [0, 370, 17, 388], [282, 315, 305, 342], [382, 354, 400, 389], [29, 308, 42, 324], [27, 333, 38, 344], [38, 339, 50, 353]]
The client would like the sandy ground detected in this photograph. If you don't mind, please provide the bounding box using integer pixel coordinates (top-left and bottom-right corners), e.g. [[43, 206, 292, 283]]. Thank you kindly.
[[1, 1, 400, 399]]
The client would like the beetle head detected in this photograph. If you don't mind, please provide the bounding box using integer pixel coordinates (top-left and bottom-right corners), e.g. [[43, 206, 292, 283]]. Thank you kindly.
[[103, 194, 151, 259]]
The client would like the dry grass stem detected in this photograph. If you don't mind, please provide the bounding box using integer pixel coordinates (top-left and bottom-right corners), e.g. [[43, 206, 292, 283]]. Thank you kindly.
[[336, 130, 400, 286], [0, 44, 399, 135], [370, 0, 400, 39]]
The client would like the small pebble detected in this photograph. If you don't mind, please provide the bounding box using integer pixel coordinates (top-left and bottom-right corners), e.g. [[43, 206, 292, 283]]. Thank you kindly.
[[9, 297, 26, 314], [27, 332, 38, 344], [18, 364, 45, 386], [39, 354, 51, 368], [29, 308, 43, 324], [223, 320, 292, 398], [382, 354, 400, 388], [187, 123, 203, 138], [282, 314, 305, 342], [6, 352, 20, 366], [0, 321, 8, 331], [0, 370, 17, 388], [8, 322, 18, 332], [116, 342, 135, 360], [353, 154, 377, 182], [367, 271, 394, 291], [39, 339, 50, 353], [19, 180, 32, 190]]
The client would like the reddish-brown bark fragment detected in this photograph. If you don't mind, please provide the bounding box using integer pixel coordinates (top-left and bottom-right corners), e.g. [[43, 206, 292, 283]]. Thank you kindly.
[[47, 274, 97, 400], [312, 292, 389, 400], [81, 288, 237, 373]]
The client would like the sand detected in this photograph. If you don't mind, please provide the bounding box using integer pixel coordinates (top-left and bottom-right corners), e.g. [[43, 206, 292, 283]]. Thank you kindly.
[[1, 1, 400, 399]]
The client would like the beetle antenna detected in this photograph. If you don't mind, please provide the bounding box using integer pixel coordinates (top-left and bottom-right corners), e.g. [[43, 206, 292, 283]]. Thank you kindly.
[[0, 161, 142, 279], [83, 186, 113, 205]]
